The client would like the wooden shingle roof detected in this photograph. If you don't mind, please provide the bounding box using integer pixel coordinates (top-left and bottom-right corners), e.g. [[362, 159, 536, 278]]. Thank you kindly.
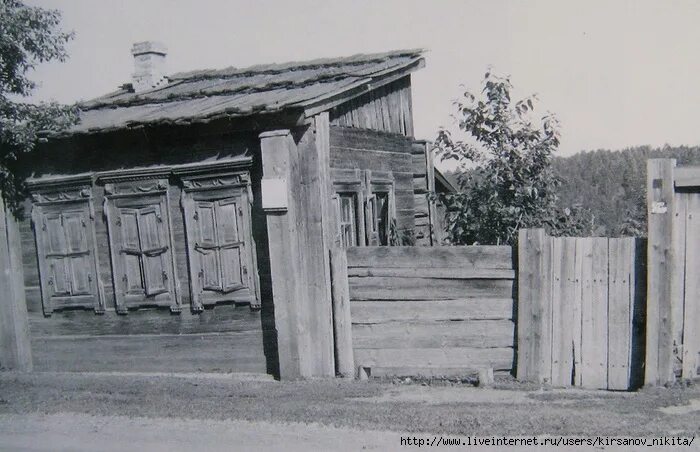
[[69, 49, 425, 135]]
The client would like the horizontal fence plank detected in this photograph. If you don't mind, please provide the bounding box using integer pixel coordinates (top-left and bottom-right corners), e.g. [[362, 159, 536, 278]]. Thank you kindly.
[[348, 277, 513, 301], [364, 367, 485, 378], [347, 267, 515, 280], [354, 347, 513, 371], [346, 246, 513, 269], [352, 320, 514, 349], [351, 299, 513, 323]]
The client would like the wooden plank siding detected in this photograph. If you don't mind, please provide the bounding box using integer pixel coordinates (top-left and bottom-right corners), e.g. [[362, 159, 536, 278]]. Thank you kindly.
[[329, 76, 413, 137], [518, 230, 645, 390], [345, 246, 516, 378], [15, 123, 274, 375]]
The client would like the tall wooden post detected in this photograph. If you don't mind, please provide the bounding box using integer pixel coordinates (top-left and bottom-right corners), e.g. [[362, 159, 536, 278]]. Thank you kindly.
[[259, 128, 334, 379], [0, 194, 33, 371], [646, 159, 676, 386], [516, 228, 551, 383]]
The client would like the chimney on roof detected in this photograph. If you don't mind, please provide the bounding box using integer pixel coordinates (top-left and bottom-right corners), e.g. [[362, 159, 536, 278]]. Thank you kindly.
[[131, 41, 167, 93]]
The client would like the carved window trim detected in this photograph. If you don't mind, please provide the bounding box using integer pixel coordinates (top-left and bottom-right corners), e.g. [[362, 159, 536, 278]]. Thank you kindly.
[[176, 168, 260, 311], [27, 175, 105, 315], [98, 171, 181, 314]]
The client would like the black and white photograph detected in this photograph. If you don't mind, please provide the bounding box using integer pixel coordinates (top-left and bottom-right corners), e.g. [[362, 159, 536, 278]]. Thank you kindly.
[[0, 0, 698, 450]]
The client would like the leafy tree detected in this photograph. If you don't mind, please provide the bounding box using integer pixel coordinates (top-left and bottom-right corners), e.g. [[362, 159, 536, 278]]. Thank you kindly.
[[434, 72, 590, 245], [0, 0, 77, 212]]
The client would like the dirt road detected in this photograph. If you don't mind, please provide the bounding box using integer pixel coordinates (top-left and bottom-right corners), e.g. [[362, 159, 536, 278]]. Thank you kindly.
[[0, 372, 698, 451]]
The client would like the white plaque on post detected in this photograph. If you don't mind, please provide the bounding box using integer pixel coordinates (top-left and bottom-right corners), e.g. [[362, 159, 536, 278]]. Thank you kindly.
[[262, 178, 288, 212]]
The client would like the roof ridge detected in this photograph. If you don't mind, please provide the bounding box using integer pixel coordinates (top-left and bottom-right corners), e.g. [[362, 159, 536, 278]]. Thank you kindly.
[[169, 49, 425, 82]]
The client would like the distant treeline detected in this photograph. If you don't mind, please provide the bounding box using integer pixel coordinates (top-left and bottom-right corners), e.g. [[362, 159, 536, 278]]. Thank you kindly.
[[552, 145, 700, 237], [441, 145, 700, 237]]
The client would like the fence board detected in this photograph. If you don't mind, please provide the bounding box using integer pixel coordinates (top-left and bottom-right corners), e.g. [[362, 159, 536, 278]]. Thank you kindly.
[[354, 347, 513, 371], [551, 238, 576, 386], [353, 320, 514, 349], [350, 299, 513, 323], [608, 238, 634, 390], [346, 246, 512, 269], [348, 277, 513, 301], [347, 267, 515, 279], [580, 238, 609, 389], [572, 238, 585, 386]]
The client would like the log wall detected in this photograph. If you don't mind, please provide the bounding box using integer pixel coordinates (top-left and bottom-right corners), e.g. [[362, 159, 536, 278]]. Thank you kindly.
[[16, 124, 273, 374], [329, 126, 416, 239]]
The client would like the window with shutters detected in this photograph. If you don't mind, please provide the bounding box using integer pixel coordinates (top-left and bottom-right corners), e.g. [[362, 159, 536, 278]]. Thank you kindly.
[[178, 170, 259, 311], [29, 179, 104, 315], [102, 177, 180, 313]]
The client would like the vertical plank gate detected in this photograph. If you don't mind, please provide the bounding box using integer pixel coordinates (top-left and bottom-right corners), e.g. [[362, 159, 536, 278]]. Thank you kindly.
[[647, 160, 700, 384], [518, 229, 644, 390]]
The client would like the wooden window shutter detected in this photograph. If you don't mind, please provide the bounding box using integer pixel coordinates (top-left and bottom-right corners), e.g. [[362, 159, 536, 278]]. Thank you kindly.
[[216, 199, 246, 293], [137, 206, 169, 297], [62, 211, 91, 296], [194, 201, 221, 291]]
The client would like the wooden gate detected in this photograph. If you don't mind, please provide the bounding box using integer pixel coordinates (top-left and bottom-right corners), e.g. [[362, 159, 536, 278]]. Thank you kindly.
[[646, 160, 700, 384], [517, 229, 645, 390]]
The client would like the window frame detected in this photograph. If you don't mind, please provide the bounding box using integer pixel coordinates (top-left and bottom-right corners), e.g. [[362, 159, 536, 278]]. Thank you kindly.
[[28, 176, 105, 315], [332, 174, 365, 248], [100, 175, 181, 314], [177, 170, 260, 311]]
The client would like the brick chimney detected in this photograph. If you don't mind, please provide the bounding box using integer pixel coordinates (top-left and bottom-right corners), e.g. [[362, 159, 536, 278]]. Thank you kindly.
[[131, 41, 168, 93]]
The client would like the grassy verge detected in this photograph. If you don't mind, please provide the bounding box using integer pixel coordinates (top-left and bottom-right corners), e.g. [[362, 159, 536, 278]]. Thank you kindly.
[[0, 372, 698, 437]]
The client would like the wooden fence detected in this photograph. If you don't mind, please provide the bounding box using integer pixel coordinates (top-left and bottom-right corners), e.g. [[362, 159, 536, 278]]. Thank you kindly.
[[647, 160, 700, 384], [517, 229, 645, 390], [330, 246, 516, 378]]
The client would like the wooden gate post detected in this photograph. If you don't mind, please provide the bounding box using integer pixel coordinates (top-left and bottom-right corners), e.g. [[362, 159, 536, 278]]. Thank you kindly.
[[330, 247, 354, 377], [646, 159, 676, 386], [259, 129, 335, 379], [0, 194, 33, 371], [516, 228, 551, 383]]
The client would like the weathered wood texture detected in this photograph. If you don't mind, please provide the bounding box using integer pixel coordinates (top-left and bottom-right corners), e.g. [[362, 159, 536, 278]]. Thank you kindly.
[[15, 123, 275, 375], [411, 141, 440, 246], [329, 125, 415, 237], [0, 195, 33, 370], [260, 128, 335, 379], [32, 331, 266, 373], [344, 246, 515, 378], [645, 159, 677, 385], [329, 76, 414, 137], [330, 247, 354, 377], [669, 162, 700, 380], [517, 229, 645, 390]]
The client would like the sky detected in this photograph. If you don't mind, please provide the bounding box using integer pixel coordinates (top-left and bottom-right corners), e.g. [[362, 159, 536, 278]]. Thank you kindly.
[[24, 0, 700, 158]]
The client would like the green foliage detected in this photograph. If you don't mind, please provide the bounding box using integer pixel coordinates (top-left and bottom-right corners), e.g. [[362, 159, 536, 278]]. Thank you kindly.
[[553, 145, 700, 237], [0, 0, 77, 212], [434, 72, 590, 245]]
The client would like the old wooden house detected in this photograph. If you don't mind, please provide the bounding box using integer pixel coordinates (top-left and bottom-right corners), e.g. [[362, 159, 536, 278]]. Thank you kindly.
[[12, 43, 450, 379]]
